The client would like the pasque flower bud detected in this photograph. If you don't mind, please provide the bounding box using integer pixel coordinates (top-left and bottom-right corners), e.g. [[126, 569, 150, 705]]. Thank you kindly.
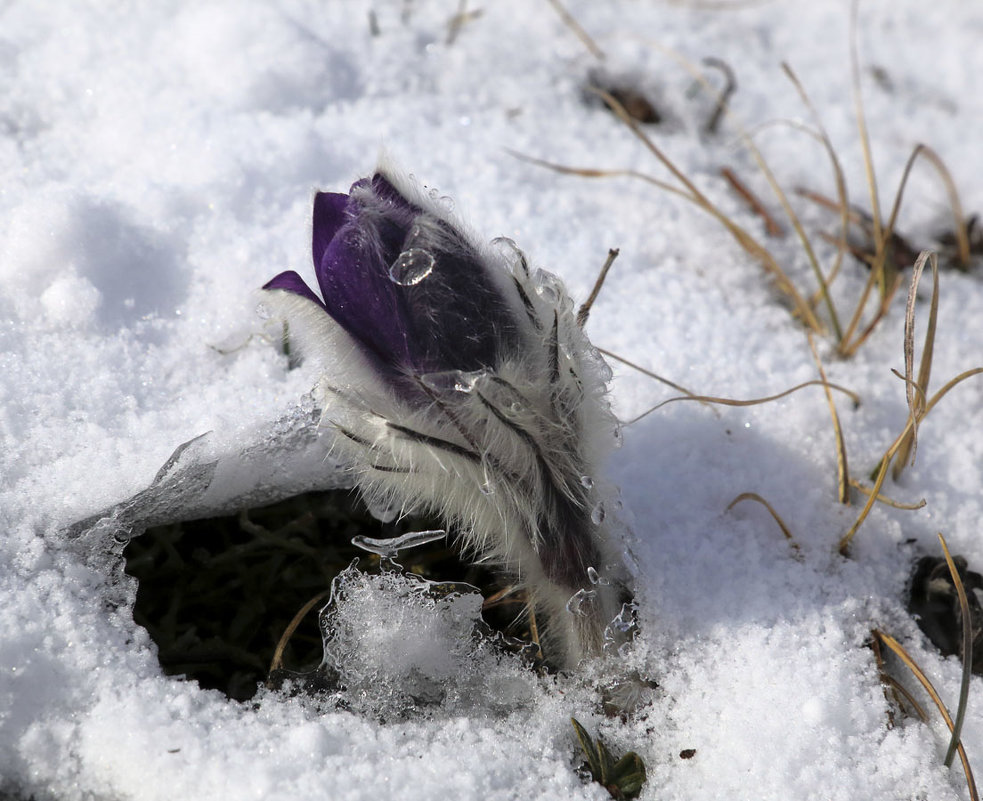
[[264, 166, 632, 667]]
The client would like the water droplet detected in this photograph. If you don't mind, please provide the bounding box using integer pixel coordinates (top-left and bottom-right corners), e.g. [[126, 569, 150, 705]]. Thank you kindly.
[[580, 475, 594, 490], [489, 237, 528, 277], [534, 282, 559, 304], [591, 502, 606, 525], [351, 529, 446, 559], [565, 588, 596, 616], [389, 248, 435, 286], [364, 495, 399, 523], [586, 566, 611, 586], [612, 425, 624, 448], [420, 369, 486, 394], [298, 391, 316, 413]]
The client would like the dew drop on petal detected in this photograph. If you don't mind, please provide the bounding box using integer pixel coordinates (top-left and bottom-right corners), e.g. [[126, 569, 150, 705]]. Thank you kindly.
[[389, 248, 435, 286], [591, 502, 606, 525], [580, 475, 594, 490]]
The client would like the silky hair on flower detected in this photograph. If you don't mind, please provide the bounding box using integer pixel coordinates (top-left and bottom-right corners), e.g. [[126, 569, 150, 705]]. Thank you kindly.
[[262, 164, 633, 668]]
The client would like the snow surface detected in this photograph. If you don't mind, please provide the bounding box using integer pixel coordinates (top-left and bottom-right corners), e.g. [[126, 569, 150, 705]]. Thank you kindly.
[[2, 1, 983, 799]]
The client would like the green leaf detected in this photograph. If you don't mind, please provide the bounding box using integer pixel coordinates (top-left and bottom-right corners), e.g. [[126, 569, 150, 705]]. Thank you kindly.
[[571, 717, 603, 778], [570, 718, 648, 799]]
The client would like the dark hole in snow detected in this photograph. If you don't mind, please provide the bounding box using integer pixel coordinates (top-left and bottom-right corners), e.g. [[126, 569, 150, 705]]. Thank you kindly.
[[123, 489, 529, 701]]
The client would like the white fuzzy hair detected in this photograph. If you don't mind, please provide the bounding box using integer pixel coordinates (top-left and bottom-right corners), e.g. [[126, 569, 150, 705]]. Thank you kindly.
[[263, 167, 632, 668]]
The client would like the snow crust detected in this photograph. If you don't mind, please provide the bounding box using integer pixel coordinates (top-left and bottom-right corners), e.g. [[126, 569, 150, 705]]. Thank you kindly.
[[2, 1, 983, 799]]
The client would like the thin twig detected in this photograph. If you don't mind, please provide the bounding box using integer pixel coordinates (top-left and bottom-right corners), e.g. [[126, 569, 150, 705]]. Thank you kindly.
[[578, 248, 620, 327]]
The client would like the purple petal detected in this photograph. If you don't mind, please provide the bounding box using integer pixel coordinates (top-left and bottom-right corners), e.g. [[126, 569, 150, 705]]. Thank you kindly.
[[311, 192, 350, 276], [312, 172, 522, 376], [316, 221, 418, 369], [263, 270, 326, 310]]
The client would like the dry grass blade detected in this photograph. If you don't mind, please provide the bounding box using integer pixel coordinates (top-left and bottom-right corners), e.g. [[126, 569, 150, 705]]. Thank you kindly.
[[681, 58, 841, 332], [838, 141, 964, 359], [872, 629, 929, 723], [847, 478, 925, 510], [721, 166, 783, 237], [505, 149, 690, 200], [874, 629, 979, 801], [939, 533, 974, 769], [665, 56, 837, 334], [849, 0, 882, 251], [269, 589, 331, 674], [590, 86, 825, 333], [596, 347, 710, 411], [628, 379, 860, 426], [840, 363, 983, 553], [445, 0, 482, 46], [838, 414, 913, 555], [894, 251, 939, 478], [922, 368, 983, 416], [545, 0, 604, 60], [808, 333, 849, 504], [884, 674, 931, 722], [726, 492, 798, 549], [918, 145, 971, 269], [782, 63, 850, 322]]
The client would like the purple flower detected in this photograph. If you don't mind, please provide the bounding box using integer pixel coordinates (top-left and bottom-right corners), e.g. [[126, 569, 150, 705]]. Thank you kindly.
[[263, 168, 632, 668], [264, 173, 522, 382]]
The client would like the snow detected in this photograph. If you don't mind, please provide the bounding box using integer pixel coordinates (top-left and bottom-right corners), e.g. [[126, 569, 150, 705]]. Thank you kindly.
[[2, 1, 983, 799]]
